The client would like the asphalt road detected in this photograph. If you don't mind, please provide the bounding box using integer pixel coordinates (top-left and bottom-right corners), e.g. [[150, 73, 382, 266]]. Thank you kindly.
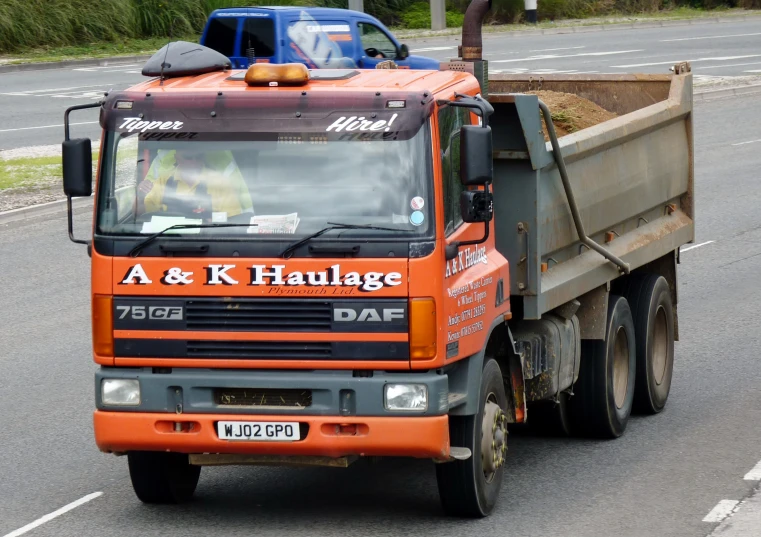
[[0, 17, 760, 150], [2, 87, 761, 535]]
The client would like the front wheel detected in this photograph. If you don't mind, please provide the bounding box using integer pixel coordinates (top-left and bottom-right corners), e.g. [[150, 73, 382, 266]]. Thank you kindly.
[[127, 451, 201, 504], [436, 357, 508, 518]]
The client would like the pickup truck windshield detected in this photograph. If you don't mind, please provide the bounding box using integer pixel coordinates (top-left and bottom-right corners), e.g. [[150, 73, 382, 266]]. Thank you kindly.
[[96, 125, 433, 240]]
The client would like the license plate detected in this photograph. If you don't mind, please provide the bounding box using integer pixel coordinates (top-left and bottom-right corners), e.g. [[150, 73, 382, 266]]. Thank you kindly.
[[217, 421, 300, 442]]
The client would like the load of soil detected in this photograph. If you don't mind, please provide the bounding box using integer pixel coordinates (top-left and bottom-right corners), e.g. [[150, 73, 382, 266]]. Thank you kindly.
[[525, 90, 617, 141]]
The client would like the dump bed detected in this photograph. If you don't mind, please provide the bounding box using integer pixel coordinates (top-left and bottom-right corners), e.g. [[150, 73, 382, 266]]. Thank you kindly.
[[487, 66, 694, 320]]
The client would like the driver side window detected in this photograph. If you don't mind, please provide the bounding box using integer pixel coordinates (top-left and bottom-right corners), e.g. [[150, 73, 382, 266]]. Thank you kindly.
[[357, 23, 397, 58], [439, 107, 473, 237]]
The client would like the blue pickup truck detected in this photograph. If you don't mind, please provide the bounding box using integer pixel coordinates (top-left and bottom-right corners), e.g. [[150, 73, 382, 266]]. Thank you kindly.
[[199, 7, 440, 70]]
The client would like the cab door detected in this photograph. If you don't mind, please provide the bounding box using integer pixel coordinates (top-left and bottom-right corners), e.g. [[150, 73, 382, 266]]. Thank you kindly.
[[436, 105, 510, 362]]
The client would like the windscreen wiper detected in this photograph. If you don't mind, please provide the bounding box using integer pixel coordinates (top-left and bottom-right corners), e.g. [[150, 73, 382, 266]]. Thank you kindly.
[[127, 223, 255, 258], [279, 222, 414, 259]]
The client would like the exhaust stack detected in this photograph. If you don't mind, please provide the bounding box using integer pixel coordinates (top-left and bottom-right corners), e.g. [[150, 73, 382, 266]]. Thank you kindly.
[[459, 0, 491, 61], [442, 0, 491, 97]]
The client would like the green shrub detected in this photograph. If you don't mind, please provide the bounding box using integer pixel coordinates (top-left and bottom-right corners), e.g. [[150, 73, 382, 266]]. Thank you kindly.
[[0, 0, 134, 52], [400, 2, 465, 28], [132, 0, 207, 37], [487, 0, 528, 23], [202, 0, 312, 11], [314, 0, 413, 26]]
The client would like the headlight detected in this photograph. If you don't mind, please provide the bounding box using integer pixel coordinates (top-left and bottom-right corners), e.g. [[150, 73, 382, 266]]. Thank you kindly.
[[384, 384, 428, 411], [102, 379, 140, 406]]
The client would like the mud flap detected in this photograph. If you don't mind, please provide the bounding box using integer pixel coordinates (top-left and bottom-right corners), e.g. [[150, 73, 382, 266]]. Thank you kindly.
[[447, 318, 527, 422]]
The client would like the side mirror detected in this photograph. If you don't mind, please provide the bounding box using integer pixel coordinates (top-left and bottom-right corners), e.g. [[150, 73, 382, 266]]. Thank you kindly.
[[460, 125, 493, 186], [398, 43, 409, 60], [460, 190, 493, 223], [62, 138, 93, 197]]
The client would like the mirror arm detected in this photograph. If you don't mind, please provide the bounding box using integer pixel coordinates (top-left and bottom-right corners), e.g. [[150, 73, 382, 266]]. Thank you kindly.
[[67, 197, 90, 246], [64, 102, 101, 141], [450, 92, 494, 127], [445, 183, 492, 261]]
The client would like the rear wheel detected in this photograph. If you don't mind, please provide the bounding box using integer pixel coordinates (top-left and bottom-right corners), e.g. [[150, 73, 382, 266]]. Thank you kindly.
[[436, 358, 508, 518], [623, 274, 675, 414], [127, 451, 201, 504], [570, 295, 636, 438]]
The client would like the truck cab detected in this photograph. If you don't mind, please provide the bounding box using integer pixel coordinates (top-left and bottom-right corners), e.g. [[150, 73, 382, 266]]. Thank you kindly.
[[199, 6, 440, 70]]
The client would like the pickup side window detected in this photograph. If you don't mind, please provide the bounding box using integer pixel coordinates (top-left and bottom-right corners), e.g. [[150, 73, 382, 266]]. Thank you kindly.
[[287, 20, 355, 67], [357, 23, 397, 58], [204, 17, 239, 58], [239, 18, 276, 58], [439, 107, 473, 236]]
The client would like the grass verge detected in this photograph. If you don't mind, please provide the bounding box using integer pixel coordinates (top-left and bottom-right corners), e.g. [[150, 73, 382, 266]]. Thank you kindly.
[[0, 35, 197, 65], [0, 153, 98, 191]]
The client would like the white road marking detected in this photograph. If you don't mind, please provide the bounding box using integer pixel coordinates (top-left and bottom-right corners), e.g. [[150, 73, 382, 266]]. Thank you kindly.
[[73, 63, 140, 72], [745, 70, 761, 73], [614, 54, 761, 68], [0, 84, 112, 94], [0, 83, 118, 100], [661, 32, 761, 42], [0, 121, 98, 133], [76, 68, 142, 74], [681, 241, 715, 252], [48, 91, 108, 99], [489, 68, 596, 75], [744, 460, 761, 480], [732, 139, 761, 146], [531, 69, 588, 74], [410, 46, 456, 52], [1, 492, 103, 537], [697, 61, 761, 70], [529, 46, 585, 52], [491, 50, 642, 64], [706, 494, 761, 537], [703, 500, 740, 523]]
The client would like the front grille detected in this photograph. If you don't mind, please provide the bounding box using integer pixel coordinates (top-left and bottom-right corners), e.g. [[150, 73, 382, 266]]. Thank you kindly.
[[188, 340, 332, 359], [214, 388, 312, 409], [186, 298, 332, 332]]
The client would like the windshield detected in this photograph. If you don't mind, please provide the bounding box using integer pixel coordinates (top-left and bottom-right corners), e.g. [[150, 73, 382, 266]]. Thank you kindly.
[[96, 125, 434, 242]]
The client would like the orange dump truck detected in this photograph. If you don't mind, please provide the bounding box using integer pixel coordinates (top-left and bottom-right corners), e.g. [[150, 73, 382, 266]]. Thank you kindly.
[[62, 0, 694, 517]]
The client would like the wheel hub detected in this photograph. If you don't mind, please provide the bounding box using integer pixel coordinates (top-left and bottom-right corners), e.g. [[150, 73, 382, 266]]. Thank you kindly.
[[481, 400, 508, 480], [613, 326, 630, 409]]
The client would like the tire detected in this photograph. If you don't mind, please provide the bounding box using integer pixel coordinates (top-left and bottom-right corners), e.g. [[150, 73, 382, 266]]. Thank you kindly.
[[127, 451, 201, 504], [623, 274, 675, 414], [527, 391, 572, 437], [436, 358, 508, 518], [569, 295, 636, 439]]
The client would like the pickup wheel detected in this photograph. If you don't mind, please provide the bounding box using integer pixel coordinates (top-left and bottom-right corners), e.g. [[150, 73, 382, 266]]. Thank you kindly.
[[127, 451, 201, 504], [622, 274, 675, 414], [570, 295, 636, 438], [436, 357, 508, 518]]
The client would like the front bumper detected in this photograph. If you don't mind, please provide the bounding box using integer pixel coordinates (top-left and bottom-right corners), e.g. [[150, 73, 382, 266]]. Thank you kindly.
[[94, 411, 450, 459], [95, 367, 450, 416], [94, 367, 452, 459]]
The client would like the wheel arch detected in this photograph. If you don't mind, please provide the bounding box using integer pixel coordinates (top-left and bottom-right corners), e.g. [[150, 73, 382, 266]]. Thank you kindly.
[[447, 316, 526, 423]]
